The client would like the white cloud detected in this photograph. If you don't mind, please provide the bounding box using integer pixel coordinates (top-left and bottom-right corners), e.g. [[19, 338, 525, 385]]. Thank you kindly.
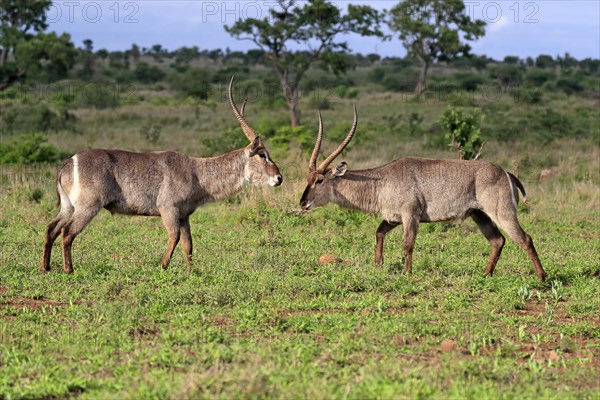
[[488, 16, 510, 34]]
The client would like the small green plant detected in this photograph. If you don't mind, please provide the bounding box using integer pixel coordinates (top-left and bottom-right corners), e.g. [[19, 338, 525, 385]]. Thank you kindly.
[[545, 302, 554, 324], [518, 325, 528, 341], [28, 188, 44, 203], [407, 112, 424, 136], [550, 280, 564, 304], [518, 284, 532, 302], [139, 122, 162, 144], [439, 107, 484, 160], [468, 340, 480, 356]]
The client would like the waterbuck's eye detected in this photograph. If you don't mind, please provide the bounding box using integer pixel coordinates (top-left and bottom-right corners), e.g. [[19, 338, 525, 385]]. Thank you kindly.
[[258, 153, 266, 159], [316, 176, 324, 184]]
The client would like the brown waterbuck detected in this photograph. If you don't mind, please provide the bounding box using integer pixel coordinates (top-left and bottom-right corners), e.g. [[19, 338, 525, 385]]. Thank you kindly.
[[41, 76, 283, 273], [300, 106, 546, 281]]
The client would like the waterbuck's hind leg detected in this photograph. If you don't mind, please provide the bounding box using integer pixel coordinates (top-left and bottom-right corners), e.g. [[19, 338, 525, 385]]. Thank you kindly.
[[179, 217, 193, 272], [375, 220, 400, 265], [401, 216, 419, 274], [61, 206, 102, 273], [41, 213, 71, 272], [492, 211, 546, 282], [471, 210, 505, 277], [159, 208, 181, 269]]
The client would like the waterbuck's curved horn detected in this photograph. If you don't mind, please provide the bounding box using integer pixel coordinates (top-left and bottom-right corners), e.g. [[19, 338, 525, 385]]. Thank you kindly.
[[318, 104, 357, 171], [309, 111, 324, 171], [240, 97, 248, 117], [228, 76, 257, 142]]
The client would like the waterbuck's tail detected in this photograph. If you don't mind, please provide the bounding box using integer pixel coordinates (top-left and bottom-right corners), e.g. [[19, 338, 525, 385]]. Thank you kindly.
[[507, 172, 529, 205], [55, 158, 71, 209]]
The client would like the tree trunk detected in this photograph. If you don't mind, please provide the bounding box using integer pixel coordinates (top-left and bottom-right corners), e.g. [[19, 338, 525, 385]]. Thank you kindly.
[[281, 80, 300, 127], [288, 96, 300, 128], [414, 60, 429, 97], [0, 47, 9, 67]]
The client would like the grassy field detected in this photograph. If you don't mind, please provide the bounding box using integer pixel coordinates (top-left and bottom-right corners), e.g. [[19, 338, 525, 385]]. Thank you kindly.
[[1, 89, 599, 398]]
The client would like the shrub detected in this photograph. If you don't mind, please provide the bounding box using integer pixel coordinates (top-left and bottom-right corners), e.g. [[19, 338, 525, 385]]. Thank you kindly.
[[308, 92, 332, 110], [0, 133, 68, 164], [169, 68, 212, 99], [488, 64, 524, 86], [201, 118, 313, 162], [139, 122, 162, 144], [134, 62, 166, 84], [524, 68, 556, 86], [0, 104, 70, 133], [556, 77, 584, 94], [368, 67, 385, 83], [453, 72, 487, 91], [70, 83, 121, 109], [439, 107, 484, 160]]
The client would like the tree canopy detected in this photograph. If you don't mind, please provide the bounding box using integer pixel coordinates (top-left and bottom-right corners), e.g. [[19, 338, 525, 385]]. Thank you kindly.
[[388, 0, 486, 96], [0, 0, 76, 90], [225, 0, 385, 126]]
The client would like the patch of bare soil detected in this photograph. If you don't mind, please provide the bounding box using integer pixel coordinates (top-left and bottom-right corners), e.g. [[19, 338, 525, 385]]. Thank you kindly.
[[0, 286, 74, 316]]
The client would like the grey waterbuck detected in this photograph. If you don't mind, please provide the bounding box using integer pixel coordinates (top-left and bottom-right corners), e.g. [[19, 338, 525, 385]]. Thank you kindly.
[[42, 76, 283, 273], [300, 107, 546, 281]]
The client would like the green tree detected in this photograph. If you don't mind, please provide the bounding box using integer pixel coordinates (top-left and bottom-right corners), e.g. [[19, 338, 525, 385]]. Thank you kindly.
[[77, 39, 95, 80], [388, 0, 486, 96], [225, 0, 384, 127], [0, 0, 76, 90]]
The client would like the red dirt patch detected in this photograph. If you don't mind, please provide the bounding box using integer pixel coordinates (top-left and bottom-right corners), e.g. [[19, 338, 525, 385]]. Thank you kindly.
[[0, 287, 75, 316]]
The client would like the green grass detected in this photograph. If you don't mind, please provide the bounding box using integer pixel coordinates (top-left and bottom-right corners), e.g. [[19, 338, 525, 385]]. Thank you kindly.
[[0, 171, 598, 398], [0, 86, 599, 398]]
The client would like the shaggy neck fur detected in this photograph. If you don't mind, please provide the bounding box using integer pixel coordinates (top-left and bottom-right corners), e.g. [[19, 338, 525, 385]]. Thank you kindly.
[[330, 168, 383, 215], [192, 149, 248, 202]]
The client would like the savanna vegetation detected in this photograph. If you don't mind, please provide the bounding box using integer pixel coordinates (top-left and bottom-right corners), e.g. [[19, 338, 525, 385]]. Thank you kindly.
[[1, 0, 599, 398]]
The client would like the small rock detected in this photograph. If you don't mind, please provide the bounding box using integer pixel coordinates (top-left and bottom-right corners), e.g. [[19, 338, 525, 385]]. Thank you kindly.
[[318, 253, 336, 265], [548, 350, 559, 361], [441, 339, 456, 353]]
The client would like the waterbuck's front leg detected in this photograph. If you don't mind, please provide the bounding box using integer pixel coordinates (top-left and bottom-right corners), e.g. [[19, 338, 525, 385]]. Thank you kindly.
[[375, 220, 399, 265], [179, 217, 193, 272], [401, 215, 419, 274]]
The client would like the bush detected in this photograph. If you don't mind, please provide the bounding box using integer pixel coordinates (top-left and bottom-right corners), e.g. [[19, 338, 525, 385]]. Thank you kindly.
[[0, 104, 70, 133], [201, 117, 313, 162], [488, 64, 524, 86], [368, 67, 385, 83], [134, 62, 166, 84], [439, 107, 484, 160], [556, 77, 584, 94], [308, 92, 332, 110], [453, 72, 487, 91], [0, 134, 68, 164], [524, 68, 555, 86], [73, 83, 120, 109], [169, 68, 212, 99]]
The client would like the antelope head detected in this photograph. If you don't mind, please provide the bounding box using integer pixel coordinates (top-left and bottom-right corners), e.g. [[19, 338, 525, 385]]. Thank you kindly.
[[228, 76, 283, 187], [300, 105, 357, 211]]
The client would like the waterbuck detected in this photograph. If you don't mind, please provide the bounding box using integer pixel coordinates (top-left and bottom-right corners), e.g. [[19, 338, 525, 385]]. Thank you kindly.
[[300, 107, 546, 281], [41, 76, 283, 273]]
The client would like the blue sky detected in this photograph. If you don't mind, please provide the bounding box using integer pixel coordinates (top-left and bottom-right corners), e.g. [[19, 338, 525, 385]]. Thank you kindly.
[[46, 1, 600, 60]]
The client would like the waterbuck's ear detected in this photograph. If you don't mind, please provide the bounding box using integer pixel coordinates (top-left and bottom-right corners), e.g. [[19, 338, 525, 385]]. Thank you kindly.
[[330, 162, 348, 178], [247, 136, 261, 157]]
